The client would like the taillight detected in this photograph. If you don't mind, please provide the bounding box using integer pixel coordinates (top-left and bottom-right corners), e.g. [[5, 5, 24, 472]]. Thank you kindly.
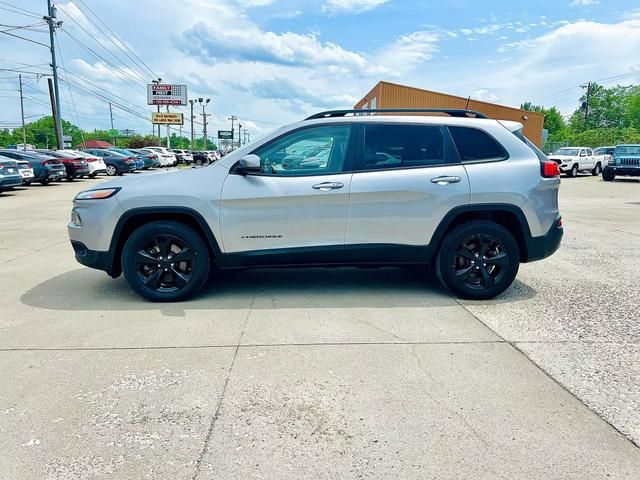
[[542, 161, 560, 178], [41, 160, 48, 166]]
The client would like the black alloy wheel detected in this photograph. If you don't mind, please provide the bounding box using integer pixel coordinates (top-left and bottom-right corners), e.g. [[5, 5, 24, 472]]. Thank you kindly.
[[122, 221, 210, 301], [436, 220, 519, 300]]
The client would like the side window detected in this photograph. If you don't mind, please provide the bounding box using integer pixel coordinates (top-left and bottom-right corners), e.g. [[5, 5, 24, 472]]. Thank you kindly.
[[252, 125, 351, 176], [361, 124, 447, 170], [587, 149, 593, 156], [449, 126, 507, 162]]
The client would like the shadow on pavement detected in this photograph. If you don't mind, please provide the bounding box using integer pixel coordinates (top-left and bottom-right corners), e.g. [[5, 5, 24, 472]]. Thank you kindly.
[[21, 266, 536, 312]]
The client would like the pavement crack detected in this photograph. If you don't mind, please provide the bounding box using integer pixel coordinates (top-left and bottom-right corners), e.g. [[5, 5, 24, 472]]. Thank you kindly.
[[190, 296, 254, 480]]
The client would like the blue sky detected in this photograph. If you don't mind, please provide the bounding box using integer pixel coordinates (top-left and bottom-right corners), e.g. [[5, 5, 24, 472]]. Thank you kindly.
[[1, 0, 639, 139]]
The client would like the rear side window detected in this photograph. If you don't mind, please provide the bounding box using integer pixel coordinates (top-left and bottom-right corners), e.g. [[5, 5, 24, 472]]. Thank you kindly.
[[449, 126, 507, 162], [361, 124, 448, 170], [511, 128, 548, 162]]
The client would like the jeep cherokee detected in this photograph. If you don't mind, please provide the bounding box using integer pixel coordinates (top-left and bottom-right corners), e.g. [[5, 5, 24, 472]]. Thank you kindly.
[[68, 109, 563, 302]]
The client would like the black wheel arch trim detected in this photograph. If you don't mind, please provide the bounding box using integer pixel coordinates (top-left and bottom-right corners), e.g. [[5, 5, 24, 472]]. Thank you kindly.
[[106, 206, 223, 277]]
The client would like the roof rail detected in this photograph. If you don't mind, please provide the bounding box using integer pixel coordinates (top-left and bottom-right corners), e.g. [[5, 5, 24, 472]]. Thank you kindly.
[[305, 108, 489, 121]]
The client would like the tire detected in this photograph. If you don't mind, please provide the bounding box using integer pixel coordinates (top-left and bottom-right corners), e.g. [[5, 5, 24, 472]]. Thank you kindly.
[[592, 163, 602, 176], [602, 166, 615, 182], [39, 178, 50, 186], [121, 221, 210, 302], [105, 164, 117, 176], [23, 180, 31, 186], [435, 220, 520, 300], [66, 175, 74, 182], [89, 173, 97, 178], [567, 164, 578, 177]]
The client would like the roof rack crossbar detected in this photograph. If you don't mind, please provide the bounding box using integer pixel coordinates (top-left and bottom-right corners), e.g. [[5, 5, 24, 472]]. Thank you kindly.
[[305, 108, 489, 120]]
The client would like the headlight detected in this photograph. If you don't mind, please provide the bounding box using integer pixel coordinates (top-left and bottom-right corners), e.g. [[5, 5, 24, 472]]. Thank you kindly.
[[75, 187, 121, 200]]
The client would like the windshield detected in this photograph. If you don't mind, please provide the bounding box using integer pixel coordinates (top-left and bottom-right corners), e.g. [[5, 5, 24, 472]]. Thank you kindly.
[[552, 148, 579, 156], [615, 146, 640, 156]]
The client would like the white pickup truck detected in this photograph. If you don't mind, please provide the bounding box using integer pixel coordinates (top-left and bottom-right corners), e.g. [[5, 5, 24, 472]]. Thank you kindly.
[[548, 147, 602, 177]]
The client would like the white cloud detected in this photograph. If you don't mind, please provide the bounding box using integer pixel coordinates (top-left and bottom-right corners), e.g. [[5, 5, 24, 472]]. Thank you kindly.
[[570, 0, 599, 6], [236, 0, 275, 6], [376, 31, 439, 76], [323, 0, 388, 15]]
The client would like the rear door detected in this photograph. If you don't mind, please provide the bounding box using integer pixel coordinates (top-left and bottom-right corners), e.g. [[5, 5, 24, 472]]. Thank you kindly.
[[346, 123, 470, 248], [220, 124, 354, 253]]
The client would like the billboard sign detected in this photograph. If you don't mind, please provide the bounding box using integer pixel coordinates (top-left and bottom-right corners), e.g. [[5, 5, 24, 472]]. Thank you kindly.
[[152, 112, 184, 125], [218, 130, 233, 139], [147, 84, 187, 106]]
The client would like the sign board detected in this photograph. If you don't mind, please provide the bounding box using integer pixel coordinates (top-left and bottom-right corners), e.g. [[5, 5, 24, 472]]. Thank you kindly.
[[218, 130, 233, 140], [152, 112, 184, 125], [108, 129, 119, 137], [147, 84, 187, 106]]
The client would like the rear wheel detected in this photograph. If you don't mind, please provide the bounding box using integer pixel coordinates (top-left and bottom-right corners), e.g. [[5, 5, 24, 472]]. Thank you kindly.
[[436, 220, 520, 300], [122, 221, 210, 302], [39, 178, 50, 186], [592, 162, 602, 176], [89, 173, 97, 178], [602, 166, 615, 182], [66, 175, 74, 182], [105, 164, 117, 176]]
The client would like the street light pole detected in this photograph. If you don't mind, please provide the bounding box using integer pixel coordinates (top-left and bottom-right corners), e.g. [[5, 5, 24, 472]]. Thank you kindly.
[[227, 115, 238, 148], [18, 74, 26, 151], [198, 98, 210, 151], [238, 123, 242, 148], [189, 99, 195, 150]]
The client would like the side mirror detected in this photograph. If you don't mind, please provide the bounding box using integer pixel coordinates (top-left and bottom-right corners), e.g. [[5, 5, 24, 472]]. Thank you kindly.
[[237, 154, 261, 175]]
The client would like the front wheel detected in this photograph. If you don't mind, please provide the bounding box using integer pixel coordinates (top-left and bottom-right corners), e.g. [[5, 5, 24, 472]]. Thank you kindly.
[[121, 221, 211, 302], [566, 164, 578, 177], [602, 167, 615, 182], [592, 163, 602, 176], [40, 178, 50, 186], [435, 220, 520, 300]]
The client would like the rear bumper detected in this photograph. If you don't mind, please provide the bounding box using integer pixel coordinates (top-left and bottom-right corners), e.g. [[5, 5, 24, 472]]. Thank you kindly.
[[70, 240, 118, 277], [0, 175, 23, 188], [525, 217, 563, 263]]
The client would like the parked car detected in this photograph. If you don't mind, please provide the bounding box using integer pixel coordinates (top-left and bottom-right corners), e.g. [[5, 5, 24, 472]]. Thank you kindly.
[[84, 149, 136, 176], [16, 159, 35, 185], [108, 148, 144, 171], [57, 150, 107, 178], [602, 144, 640, 182], [548, 147, 600, 177], [593, 146, 615, 171], [171, 149, 193, 164], [0, 149, 65, 185], [37, 149, 90, 181], [130, 149, 161, 169], [0, 156, 23, 192], [69, 108, 563, 302], [191, 151, 210, 166], [144, 146, 177, 167]]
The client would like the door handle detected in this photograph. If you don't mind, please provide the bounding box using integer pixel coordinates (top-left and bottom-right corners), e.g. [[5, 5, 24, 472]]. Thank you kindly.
[[312, 182, 344, 191], [430, 176, 461, 185]]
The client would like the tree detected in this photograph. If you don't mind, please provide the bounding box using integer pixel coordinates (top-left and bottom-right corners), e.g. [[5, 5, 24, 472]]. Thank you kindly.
[[521, 102, 567, 137]]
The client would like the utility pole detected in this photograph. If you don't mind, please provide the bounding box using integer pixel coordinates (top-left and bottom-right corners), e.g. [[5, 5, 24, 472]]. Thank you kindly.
[[47, 78, 61, 147], [189, 99, 195, 150], [18, 75, 26, 151], [45, 0, 63, 149], [109, 102, 114, 129], [166, 105, 170, 148], [581, 82, 592, 128], [238, 123, 242, 148], [228, 115, 237, 147]]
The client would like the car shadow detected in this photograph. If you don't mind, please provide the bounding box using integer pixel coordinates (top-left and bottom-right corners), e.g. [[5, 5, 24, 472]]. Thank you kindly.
[[21, 266, 537, 313]]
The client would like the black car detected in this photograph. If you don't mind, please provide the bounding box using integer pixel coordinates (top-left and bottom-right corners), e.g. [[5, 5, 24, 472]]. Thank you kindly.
[[0, 149, 66, 185], [191, 151, 210, 166], [84, 149, 136, 175], [37, 150, 90, 181]]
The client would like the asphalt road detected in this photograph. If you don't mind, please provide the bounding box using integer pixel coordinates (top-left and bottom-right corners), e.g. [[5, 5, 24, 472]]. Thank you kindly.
[[0, 172, 638, 479]]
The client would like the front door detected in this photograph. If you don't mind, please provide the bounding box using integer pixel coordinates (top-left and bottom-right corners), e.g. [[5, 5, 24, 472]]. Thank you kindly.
[[346, 123, 470, 248], [220, 124, 354, 253]]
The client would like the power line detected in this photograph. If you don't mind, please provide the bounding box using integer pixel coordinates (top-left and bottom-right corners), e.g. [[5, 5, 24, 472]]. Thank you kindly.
[[56, 5, 149, 84], [0, 4, 41, 20], [0, 30, 50, 48], [60, 29, 147, 93], [74, 0, 159, 80], [56, 38, 85, 145]]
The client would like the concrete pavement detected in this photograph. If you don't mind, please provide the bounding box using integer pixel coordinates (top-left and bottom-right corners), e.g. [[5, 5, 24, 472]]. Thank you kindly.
[[0, 174, 638, 479]]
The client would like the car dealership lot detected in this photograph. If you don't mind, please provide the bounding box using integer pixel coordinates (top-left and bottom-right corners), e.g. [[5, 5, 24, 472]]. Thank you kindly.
[[0, 175, 639, 478]]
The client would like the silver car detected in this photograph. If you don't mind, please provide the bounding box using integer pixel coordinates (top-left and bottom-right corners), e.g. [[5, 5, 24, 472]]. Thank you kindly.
[[68, 109, 563, 302]]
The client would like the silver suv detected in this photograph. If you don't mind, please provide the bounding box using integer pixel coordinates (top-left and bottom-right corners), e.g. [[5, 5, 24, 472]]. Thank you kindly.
[[68, 109, 563, 302]]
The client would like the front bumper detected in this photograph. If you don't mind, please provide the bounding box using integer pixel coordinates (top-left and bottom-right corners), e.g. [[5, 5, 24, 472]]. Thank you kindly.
[[525, 217, 563, 262], [608, 166, 640, 177], [70, 240, 117, 277]]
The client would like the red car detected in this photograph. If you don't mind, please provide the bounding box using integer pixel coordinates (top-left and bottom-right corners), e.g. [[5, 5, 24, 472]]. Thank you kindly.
[[36, 150, 90, 181]]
